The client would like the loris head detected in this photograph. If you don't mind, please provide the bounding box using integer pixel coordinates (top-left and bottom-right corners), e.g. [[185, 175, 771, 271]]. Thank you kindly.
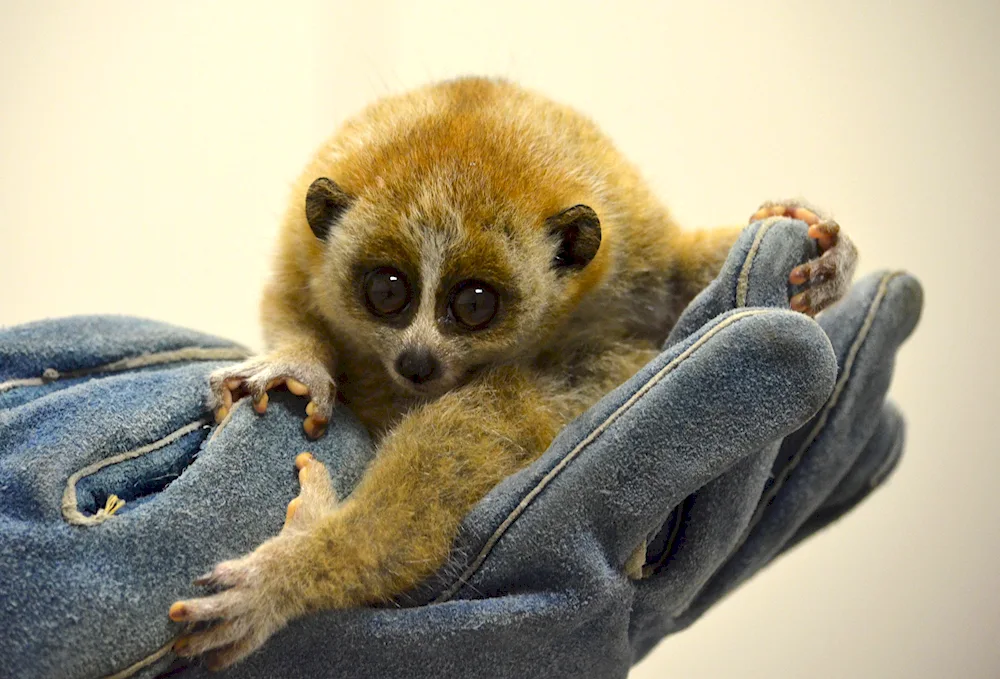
[[302, 173, 606, 397], [279, 77, 635, 396]]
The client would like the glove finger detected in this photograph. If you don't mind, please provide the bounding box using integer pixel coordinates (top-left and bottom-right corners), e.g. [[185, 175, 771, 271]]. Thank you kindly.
[[777, 401, 905, 557], [635, 400, 903, 630], [812, 400, 905, 514], [631, 440, 780, 614], [679, 270, 922, 623], [629, 217, 822, 613]]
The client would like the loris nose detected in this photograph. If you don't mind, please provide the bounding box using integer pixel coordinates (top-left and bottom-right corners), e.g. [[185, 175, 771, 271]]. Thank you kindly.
[[395, 348, 440, 384]]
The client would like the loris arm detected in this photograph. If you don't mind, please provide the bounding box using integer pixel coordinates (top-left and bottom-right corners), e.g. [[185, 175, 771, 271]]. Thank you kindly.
[[169, 349, 658, 670], [671, 225, 745, 309], [208, 280, 338, 439]]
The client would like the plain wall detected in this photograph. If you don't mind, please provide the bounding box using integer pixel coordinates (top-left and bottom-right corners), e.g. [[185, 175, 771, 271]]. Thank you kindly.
[[1, 1, 997, 677]]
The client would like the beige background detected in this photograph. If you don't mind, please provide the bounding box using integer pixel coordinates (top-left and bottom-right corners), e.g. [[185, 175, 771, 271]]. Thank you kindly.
[[1, 1, 997, 677]]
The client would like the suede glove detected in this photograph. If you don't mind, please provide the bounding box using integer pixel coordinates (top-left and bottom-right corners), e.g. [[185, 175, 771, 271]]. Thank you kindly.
[[0, 218, 921, 679]]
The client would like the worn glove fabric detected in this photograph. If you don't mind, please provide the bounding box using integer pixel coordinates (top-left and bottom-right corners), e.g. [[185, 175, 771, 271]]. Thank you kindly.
[[0, 218, 922, 679]]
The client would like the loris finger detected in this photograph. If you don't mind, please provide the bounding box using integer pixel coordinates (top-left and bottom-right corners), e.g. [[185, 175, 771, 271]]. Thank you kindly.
[[285, 378, 310, 396], [283, 453, 338, 528], [750, 202, 820, 225], [173, 619, 251, 658], [303, 401, 331, 440], [789, 250, 838, 286], [169, 590, 249, 623], [808, 221, 840, 251]]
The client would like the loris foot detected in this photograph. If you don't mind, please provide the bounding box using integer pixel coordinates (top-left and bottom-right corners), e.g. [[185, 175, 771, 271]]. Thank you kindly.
[[170, 453, 338, 670], [750, 200, 858, 316], [209, 353, 335, 439]]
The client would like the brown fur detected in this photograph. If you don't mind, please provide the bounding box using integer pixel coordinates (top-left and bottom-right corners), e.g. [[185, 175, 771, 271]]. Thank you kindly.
[[172, 77, 854, 670]]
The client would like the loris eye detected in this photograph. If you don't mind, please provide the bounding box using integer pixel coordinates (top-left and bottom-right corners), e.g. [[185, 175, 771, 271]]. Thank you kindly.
[[449, 281, 499, 329], [364, 267, 411, 316]]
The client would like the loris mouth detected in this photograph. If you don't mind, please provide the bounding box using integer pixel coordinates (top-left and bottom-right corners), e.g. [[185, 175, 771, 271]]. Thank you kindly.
[[386, 370, 449, 398], [398, 381, 435, 395]]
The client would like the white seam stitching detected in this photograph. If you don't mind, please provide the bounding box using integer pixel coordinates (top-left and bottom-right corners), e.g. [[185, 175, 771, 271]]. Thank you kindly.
[[0, 376, 47, 392], [432, 308, 771, 603], [0, 346, 251, 393], [736, 219, 778, 308]]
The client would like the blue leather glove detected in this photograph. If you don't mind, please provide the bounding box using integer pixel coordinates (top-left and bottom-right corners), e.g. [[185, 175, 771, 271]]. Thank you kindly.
[[0, 218, 921, 679]]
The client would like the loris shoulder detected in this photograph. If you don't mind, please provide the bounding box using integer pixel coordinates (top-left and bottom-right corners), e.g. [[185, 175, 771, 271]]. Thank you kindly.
[[171, 76, 856, 669]]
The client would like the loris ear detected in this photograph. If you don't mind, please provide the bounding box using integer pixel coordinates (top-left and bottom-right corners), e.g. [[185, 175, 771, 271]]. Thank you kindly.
[[547, 204, 602, 272], [305, 177, 353, 240]]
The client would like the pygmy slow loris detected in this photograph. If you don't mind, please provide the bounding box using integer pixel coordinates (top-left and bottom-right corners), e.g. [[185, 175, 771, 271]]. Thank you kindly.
[[168, 76, 857, 669]]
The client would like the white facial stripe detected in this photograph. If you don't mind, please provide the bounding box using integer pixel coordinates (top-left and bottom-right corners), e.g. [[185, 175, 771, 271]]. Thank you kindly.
[[419, 229, 448, 322], [394, 225, 450, 352]]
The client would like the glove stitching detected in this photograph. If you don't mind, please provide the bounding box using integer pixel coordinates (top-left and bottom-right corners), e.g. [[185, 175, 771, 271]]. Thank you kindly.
[[0, 346, 251, 394]]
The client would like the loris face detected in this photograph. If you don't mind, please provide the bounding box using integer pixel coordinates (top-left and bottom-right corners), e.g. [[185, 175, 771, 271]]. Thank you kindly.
[[302, 177, 603, 398]]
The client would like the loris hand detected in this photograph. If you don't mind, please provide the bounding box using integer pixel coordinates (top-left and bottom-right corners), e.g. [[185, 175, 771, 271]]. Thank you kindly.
[[750, 200, 858, 316], [170, 453, 339, 670], [209, 350, 335, 439]]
